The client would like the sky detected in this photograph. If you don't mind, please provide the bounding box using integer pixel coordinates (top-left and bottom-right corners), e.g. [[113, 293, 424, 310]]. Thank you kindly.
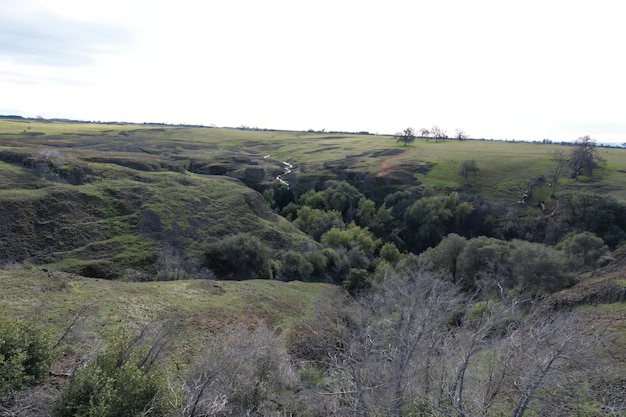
[[2, 0, 625, 143]]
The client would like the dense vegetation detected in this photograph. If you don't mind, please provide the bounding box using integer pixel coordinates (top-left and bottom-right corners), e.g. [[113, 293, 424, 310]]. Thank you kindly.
[[1, 117, 625, 415]]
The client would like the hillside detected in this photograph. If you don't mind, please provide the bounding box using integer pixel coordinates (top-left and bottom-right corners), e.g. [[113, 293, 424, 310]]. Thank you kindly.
[[0, 268, 344, 357], [1, 117, 626, 416], [1, 118, 625, 277]]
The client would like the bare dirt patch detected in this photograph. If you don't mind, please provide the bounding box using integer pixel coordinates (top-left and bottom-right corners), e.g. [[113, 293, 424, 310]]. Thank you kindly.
[[377, 148, 413, 177]]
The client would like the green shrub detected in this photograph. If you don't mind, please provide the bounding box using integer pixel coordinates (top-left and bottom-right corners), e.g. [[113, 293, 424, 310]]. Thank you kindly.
[[304, 250, 328, 277], [509, 239, 572, 294], [0, 320, 56, 395], [343, 268, 370, 293], [279, 251, 314, 281], [203, 233, 272, 280], [55, 331, 168, 417], [379, 242, 401, 264], [321, 222, 379, 256], [559, 231, 609, 270]]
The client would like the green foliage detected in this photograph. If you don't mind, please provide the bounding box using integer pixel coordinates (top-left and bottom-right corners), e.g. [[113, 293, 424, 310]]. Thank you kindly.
[[509, 239, 572, 294], [262, 188, 275, 208], [55, 330, 168, 417], [294, 206, 344, 241], [455, 236, 513, 291], [298, 363, 327, 389], [203, 233, 272, 280], [459, 159, 479, 185], [421, 233, 467, 282], [279, 251, 314, 281], [299, 180, 365, 222], [321, 222, 379, 256], [356, 198, 394, 237], [403, 196, 453, 251], [450, 236, 572, 295], [343, 268, 370, 293], [0, 320, 56, 395], [559, 192, 626, 248], [379, 242, 402, 264], [559, 231, 609, 270], [304, 250, 328, 276]]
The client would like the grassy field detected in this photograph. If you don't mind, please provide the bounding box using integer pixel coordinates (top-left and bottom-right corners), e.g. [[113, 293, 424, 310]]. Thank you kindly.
[[0, 268, 344, 368], [1, 118, 625, 414], [2, 118, 624, 202], [1, 117, 625, 276]]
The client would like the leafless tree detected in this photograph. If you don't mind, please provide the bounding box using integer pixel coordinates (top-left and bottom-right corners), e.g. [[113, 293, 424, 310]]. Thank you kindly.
[[548, 149, 567, 198], [180, 324, 298, 417], [506, 312, 597, 417], [328, 270, 463, 416], [431, 126, 448, 142], [568, 135, 606, 178], [327, 269, 606, 417], [455, 129, 469, 141], [394, 127, 416, 147]]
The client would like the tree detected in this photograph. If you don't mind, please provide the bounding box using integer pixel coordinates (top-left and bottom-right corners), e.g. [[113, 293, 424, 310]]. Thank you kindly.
[[420, 233, 467, 283], [455, 128, 469, 141], [419, 127, 431, 140], [430, 125, 448, 142], [558, 231, 609, 270], [203, 233, 272, 279], [394, 127, 416, 147], [568, 135, 606, 178], [180, 324, 300, 417], [403, 196, 453, 252], [458, 159, 479, 186], [548, 149, 568, 198]]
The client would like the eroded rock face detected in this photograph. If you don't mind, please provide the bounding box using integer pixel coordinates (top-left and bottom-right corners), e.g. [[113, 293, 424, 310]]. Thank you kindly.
[[244, 167, 265, 183]]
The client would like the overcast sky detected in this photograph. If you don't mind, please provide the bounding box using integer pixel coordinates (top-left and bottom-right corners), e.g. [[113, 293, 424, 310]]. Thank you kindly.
[[2, 0, 625, 142]]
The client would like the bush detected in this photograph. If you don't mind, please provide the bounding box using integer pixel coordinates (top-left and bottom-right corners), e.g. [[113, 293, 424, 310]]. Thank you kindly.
[[509, 239, 572, 294], [305, 250, 328, 277], [321, 222, 379, 256], [0, 320, 56, 395], [203, 233, 272, 280], [379, 242, 401, 264], [181, 325, 298, 416], [343, 268, 370, 293], [55, 330, 168, 417], [279, 251, 314, 281], [559, 231, 609, 270]]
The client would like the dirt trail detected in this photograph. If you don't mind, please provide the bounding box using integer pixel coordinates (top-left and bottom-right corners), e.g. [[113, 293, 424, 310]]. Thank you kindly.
[[377, 148, 413, 177]]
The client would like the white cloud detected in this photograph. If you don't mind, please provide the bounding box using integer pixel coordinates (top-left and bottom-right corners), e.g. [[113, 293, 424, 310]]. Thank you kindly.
[[2, 0, 625, 142]]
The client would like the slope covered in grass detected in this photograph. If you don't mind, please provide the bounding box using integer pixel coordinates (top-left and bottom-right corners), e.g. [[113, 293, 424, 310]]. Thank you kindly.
[[0, 268, 344, 363]]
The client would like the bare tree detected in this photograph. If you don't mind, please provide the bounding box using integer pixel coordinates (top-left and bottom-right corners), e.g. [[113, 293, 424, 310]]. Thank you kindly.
[[329, 270, 463, 417], [455, 129, 469, 141], [430, 125, 448, 142], [327, 269, 605, 417], [548, 149, 567, 198], [180, 324, 298, 417], [506, 312, 597, 417], [394, 127, 416, 147], [568, 135, 606, 178], [419, 127, 431, 141]]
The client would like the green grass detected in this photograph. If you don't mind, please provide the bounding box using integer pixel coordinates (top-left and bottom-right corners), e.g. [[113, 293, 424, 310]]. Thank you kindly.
[[1, 117, 625, 278], [2, 118, 624, 201], [0, 269, 344, 360]]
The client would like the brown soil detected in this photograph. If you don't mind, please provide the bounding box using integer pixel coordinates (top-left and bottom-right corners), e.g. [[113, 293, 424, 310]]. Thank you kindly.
[[377, 148, 413, 177]]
